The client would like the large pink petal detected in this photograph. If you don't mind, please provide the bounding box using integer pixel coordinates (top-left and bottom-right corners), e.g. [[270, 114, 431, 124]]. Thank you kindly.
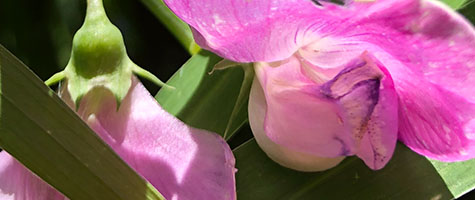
[[69, 77, 236, 200], [343, 0, 475, 161], [0, 152, 65, 200], [0, 77, 236, 200], [286, 0, 475, 161], [163, 0, 342, 62]]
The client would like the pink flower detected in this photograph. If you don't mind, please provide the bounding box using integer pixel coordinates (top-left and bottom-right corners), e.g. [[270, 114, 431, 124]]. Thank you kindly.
[[163, 0, 475, 170], [0, 77, 236, 199]]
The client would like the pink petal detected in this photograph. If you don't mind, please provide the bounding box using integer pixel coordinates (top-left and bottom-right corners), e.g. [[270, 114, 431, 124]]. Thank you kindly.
[[254, 56, 350, 158], [0, 152, 65, 200], [0, 77, 236, 199], [341, 0, 475, 161], [269, 0, 475, 161], [69, 77, 237, 200], [248, 78, 345, 172], [163, 0, 340, 62], [253, 52, 398, 170], [166, 0, 475, 164]]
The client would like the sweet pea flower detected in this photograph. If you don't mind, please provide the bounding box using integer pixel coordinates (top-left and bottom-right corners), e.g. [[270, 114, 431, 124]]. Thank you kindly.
[[163, 0, 475, 171], [0, 78, 236, 200], [0, 0, 236, 199]]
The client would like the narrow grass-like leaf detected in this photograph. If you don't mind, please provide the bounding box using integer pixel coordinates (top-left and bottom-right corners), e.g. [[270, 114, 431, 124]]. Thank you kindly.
[[155, 51, 249, 138], [140, 0, 200, 55], [0, 44, 165, 200], [222, 66, 254, 140], [431, 159, 475, 198]]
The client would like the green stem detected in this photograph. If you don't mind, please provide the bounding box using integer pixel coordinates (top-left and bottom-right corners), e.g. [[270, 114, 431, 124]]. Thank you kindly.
[[86, 0, 108, 23], [45, 71, 65, 86], [140, 0, 200, 55], [132, 64, 175, 90], [223, 64, 254, 140]]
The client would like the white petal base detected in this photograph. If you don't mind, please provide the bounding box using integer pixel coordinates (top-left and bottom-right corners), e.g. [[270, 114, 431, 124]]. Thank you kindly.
[[248, 78, 345, 172]]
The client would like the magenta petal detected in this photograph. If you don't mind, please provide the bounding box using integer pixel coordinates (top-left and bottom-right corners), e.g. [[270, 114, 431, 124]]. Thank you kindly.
[[163, 0, 341, 62], [397, 78, 475, 161], [324, 54, 399, 170], [0, 152, 65, 200], [72, 77, 236, 200], [345, 0, 475, 161], [260, 0, 475, 162]]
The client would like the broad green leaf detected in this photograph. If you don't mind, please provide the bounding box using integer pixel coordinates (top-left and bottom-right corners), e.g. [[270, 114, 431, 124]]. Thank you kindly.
[[233, 135, 475, 200], [156, 51, 250, 140], [140, 0, 200, 55], [441, 0, 470, 9], [0, 44, 165, 200]]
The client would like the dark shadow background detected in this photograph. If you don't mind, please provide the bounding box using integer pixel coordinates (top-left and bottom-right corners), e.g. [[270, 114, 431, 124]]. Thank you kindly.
[[0, 0, 474, 199]]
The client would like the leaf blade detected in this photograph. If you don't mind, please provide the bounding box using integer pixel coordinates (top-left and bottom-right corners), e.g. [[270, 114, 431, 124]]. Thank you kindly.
[[233, 136, 459, 200], [156, 51, 249, 138]]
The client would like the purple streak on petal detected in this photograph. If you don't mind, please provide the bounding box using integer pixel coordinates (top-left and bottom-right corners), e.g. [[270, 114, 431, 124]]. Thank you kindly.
[[320, 54, 398, 169], [255, 52, 398, 170], [0, 152, 65, 200], [297, 0, 475, 161], [163, 0, 342, 62], [166, 0, 475, 163], [337, 0, 475, 161]]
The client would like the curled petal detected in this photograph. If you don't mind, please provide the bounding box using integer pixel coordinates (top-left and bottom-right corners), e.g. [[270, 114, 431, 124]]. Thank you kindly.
[[252, 53, 398, 170], [321, 53, 398, 170], [249, 77, 345, 172], [255, 56, 350, 158], [343, 0, 475, 161], [280, 0, 475, 161], [69, 77, 237, 200]]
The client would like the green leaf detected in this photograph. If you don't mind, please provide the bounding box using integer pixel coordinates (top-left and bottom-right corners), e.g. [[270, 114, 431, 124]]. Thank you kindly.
[[0, 44, 165, 200], [440, 0, 471, 9], [431, 159, 475, 198], [155, 51, 250, 139], [234, 134, 475, 200], [140, 0, 200, 55]]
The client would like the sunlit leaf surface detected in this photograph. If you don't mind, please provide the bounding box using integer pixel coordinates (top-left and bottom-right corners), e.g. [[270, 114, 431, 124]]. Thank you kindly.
[[441, 0, 471, 9]]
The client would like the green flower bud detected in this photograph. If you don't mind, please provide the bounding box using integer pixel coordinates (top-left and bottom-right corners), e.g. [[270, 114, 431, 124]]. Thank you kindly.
[[46, 0, 169, 109]]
